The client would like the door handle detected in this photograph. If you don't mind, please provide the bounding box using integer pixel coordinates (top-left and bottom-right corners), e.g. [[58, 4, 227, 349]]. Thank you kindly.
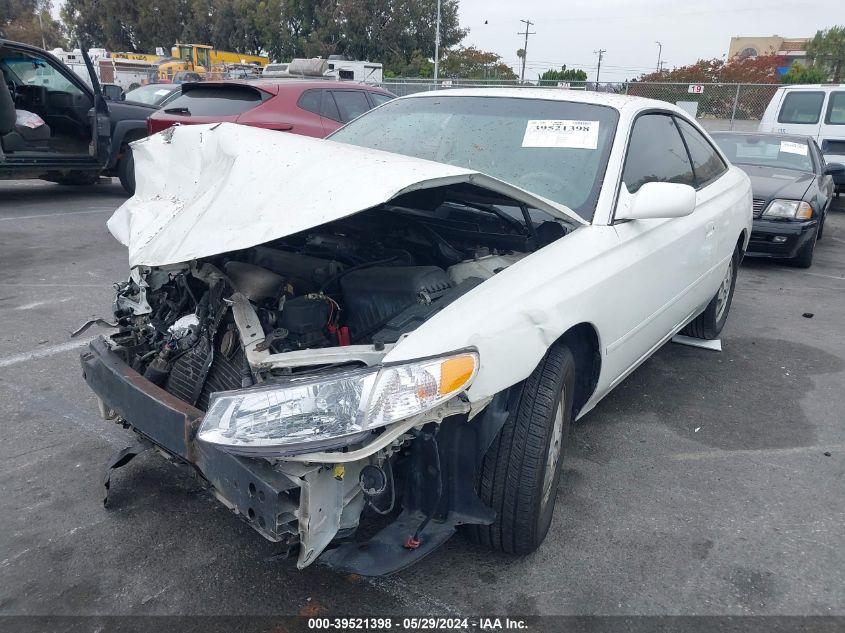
[[705, 221, 715, 238]]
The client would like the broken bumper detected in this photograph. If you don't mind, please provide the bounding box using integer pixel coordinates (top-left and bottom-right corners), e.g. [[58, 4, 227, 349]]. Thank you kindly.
[[746, 218, 818, 259], [80, 336, 497, 574], [80, 336, 357, 568]]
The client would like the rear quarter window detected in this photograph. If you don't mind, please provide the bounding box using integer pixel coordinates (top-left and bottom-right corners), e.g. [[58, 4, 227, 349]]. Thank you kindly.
[[778, 91, 825, 124], [162, 86, 267, 116]]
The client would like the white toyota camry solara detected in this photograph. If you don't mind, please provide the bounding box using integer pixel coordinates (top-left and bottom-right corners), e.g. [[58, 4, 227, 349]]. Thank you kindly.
[[81, 88, 752, 575]]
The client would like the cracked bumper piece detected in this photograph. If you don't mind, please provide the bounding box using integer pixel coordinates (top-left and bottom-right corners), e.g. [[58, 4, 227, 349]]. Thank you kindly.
[[80, 336, 495, 573], [80, 336, 368, 568]]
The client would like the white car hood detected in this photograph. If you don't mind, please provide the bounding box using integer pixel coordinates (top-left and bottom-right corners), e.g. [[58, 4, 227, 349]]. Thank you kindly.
[[108, 123, 585, 268]]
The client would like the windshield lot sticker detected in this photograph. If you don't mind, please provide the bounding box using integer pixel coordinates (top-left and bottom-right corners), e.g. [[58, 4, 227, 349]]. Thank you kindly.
[[522, 120, 600, 149], [780, 141, 808, 156]]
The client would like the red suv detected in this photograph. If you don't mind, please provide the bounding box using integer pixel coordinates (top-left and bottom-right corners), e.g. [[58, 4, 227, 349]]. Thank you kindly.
[[146, 79, 394, 137]]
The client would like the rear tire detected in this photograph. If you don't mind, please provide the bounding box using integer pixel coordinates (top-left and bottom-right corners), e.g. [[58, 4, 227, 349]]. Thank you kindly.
[[117, 145, 135, 195], [469, 343, 575, 555], [681, 244, 739, 340]]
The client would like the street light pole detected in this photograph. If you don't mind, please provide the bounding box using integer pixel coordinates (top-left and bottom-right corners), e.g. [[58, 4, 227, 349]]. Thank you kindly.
[[433, 0, 442, 81], [655, 41, 662, 73]]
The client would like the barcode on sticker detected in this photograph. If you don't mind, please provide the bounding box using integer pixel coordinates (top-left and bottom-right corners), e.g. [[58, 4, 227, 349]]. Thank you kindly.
[[522, 120, 600, 149]]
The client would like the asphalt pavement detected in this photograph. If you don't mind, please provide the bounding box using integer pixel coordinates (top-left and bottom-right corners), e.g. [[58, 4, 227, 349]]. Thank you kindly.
[[1, 179, 843, 621]]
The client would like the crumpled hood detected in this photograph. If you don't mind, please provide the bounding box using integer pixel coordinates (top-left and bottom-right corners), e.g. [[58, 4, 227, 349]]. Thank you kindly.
[[109, 123, 584, 268]]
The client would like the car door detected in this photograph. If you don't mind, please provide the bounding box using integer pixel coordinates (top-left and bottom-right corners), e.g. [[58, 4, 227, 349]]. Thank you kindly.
[[810, 140, 834, 212], [602, 112, 722, 386], [81, 48, 111, 163], [820, 90, 845, 172]]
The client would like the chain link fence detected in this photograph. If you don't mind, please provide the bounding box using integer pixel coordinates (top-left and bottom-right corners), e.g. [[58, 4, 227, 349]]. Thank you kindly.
[[380, 78, 779, 132]]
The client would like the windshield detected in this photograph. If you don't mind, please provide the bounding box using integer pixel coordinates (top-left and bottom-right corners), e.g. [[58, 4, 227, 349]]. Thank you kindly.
[[712, 134, 814, 173], [329, 95, 619, 221], [125, 84, 176, 105]]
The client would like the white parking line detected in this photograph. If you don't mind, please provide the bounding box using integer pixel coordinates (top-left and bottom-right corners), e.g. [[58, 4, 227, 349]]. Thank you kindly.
[[0, 337, 96, 368], [0, 208, 115, 222]]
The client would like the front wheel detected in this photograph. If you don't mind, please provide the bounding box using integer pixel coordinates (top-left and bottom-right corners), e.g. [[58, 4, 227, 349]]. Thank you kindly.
[[469, 343, 575, 555], [681, 244, 739, 340]]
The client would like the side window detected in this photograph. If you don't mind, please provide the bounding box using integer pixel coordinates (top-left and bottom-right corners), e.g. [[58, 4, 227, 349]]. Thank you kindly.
[[297, 89, 321, 115], [621, 113, 695, 194], [370, 92, 393, 106], [331, 90, 371, 123], [321, 91, 341, 122], [6, 57, 83, 95], [675, 118, 728, 187], [778, 91, 825, 124], [825, 91, 845, 125]]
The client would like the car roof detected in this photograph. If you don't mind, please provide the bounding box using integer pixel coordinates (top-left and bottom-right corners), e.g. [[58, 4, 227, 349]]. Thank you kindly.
[[709, 130, 814, 144], [189, 78, 393, 96], [774, 84, 844, 91], [397, 87, 692, 116]]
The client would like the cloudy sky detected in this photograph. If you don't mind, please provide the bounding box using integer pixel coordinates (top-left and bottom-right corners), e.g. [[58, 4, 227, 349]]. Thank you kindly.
[[457, 0, 839, 81]]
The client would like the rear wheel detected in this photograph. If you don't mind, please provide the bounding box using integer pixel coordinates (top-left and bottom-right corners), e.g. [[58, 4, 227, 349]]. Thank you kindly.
[[469, 343, 575, 554], [681, 244, 739, 340]]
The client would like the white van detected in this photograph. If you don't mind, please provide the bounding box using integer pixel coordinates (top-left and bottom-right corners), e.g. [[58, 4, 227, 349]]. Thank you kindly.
[[759, 85, 845, 193]]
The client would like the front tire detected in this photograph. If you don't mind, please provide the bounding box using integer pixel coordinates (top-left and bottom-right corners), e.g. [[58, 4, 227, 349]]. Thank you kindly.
[[469, 343, 575, 555], [681, 244, 739, 340], [117, 145, 136, 195]]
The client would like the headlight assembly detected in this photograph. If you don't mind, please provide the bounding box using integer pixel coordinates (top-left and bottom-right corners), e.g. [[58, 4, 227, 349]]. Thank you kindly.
[[197, 351, 479, 456], [762, 199, 813, 220]]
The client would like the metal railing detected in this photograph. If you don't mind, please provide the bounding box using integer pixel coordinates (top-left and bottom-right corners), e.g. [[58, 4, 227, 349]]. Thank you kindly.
[[379, 78, 779, 132]]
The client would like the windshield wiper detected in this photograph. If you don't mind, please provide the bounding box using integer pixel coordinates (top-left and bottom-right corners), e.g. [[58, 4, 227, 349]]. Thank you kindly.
[[164, 107, 191, 115]]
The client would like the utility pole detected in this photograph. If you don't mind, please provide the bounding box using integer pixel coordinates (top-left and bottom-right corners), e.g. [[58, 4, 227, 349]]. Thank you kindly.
[[433, 0, 442, 81], [518, 19, 535, 83], [38, 11, 46, 49], [594, 49, 606, 85], [655, 41, 662, 73]]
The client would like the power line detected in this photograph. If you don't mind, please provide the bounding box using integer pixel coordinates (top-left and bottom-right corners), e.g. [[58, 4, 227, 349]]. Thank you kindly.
[[518, 19, 536, 83], [594, 49, 606, 84]]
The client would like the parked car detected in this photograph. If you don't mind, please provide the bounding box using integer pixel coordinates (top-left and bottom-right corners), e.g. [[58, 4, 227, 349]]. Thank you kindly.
[[123, 83, 181, 107], [759, 84, 845, 195], [146, 79, 395, 137], [81, 90, 751, 575], [0, 39, 156, 192], [711, 131, 842, 268]]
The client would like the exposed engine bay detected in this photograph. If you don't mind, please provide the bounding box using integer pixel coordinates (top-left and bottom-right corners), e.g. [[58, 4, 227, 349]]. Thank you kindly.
[[106, 187, 566, 412]]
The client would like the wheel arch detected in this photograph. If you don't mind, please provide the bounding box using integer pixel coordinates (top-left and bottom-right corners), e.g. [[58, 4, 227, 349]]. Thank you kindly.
[[556, 322, 602, 418]]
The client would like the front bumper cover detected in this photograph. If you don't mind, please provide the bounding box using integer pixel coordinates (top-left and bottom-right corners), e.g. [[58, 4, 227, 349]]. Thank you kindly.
[[746, 217, 818, 259], [80, 336, 499, 575]]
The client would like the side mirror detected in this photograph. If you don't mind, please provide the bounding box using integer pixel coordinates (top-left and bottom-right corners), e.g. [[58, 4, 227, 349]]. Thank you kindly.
[[102, 84, 124, 102], [823, 162, 845, 176], [616, 181, 697, 221]]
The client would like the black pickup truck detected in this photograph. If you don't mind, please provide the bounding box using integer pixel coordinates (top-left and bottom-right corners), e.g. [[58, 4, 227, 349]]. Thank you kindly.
[[1, 39, 153, 193]]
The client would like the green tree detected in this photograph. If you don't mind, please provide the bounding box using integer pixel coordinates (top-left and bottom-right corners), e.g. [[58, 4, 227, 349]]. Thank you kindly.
[[1, 0, 66, 48], [439, 45, 516, 79], [539, 65, 587, 82], [807, 25, 845, 82], [781, 61, 828, 84]]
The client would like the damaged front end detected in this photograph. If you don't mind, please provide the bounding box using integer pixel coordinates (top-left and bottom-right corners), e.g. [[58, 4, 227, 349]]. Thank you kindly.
[[81, 123, 580, 574], [83, 192, 570, 574]]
